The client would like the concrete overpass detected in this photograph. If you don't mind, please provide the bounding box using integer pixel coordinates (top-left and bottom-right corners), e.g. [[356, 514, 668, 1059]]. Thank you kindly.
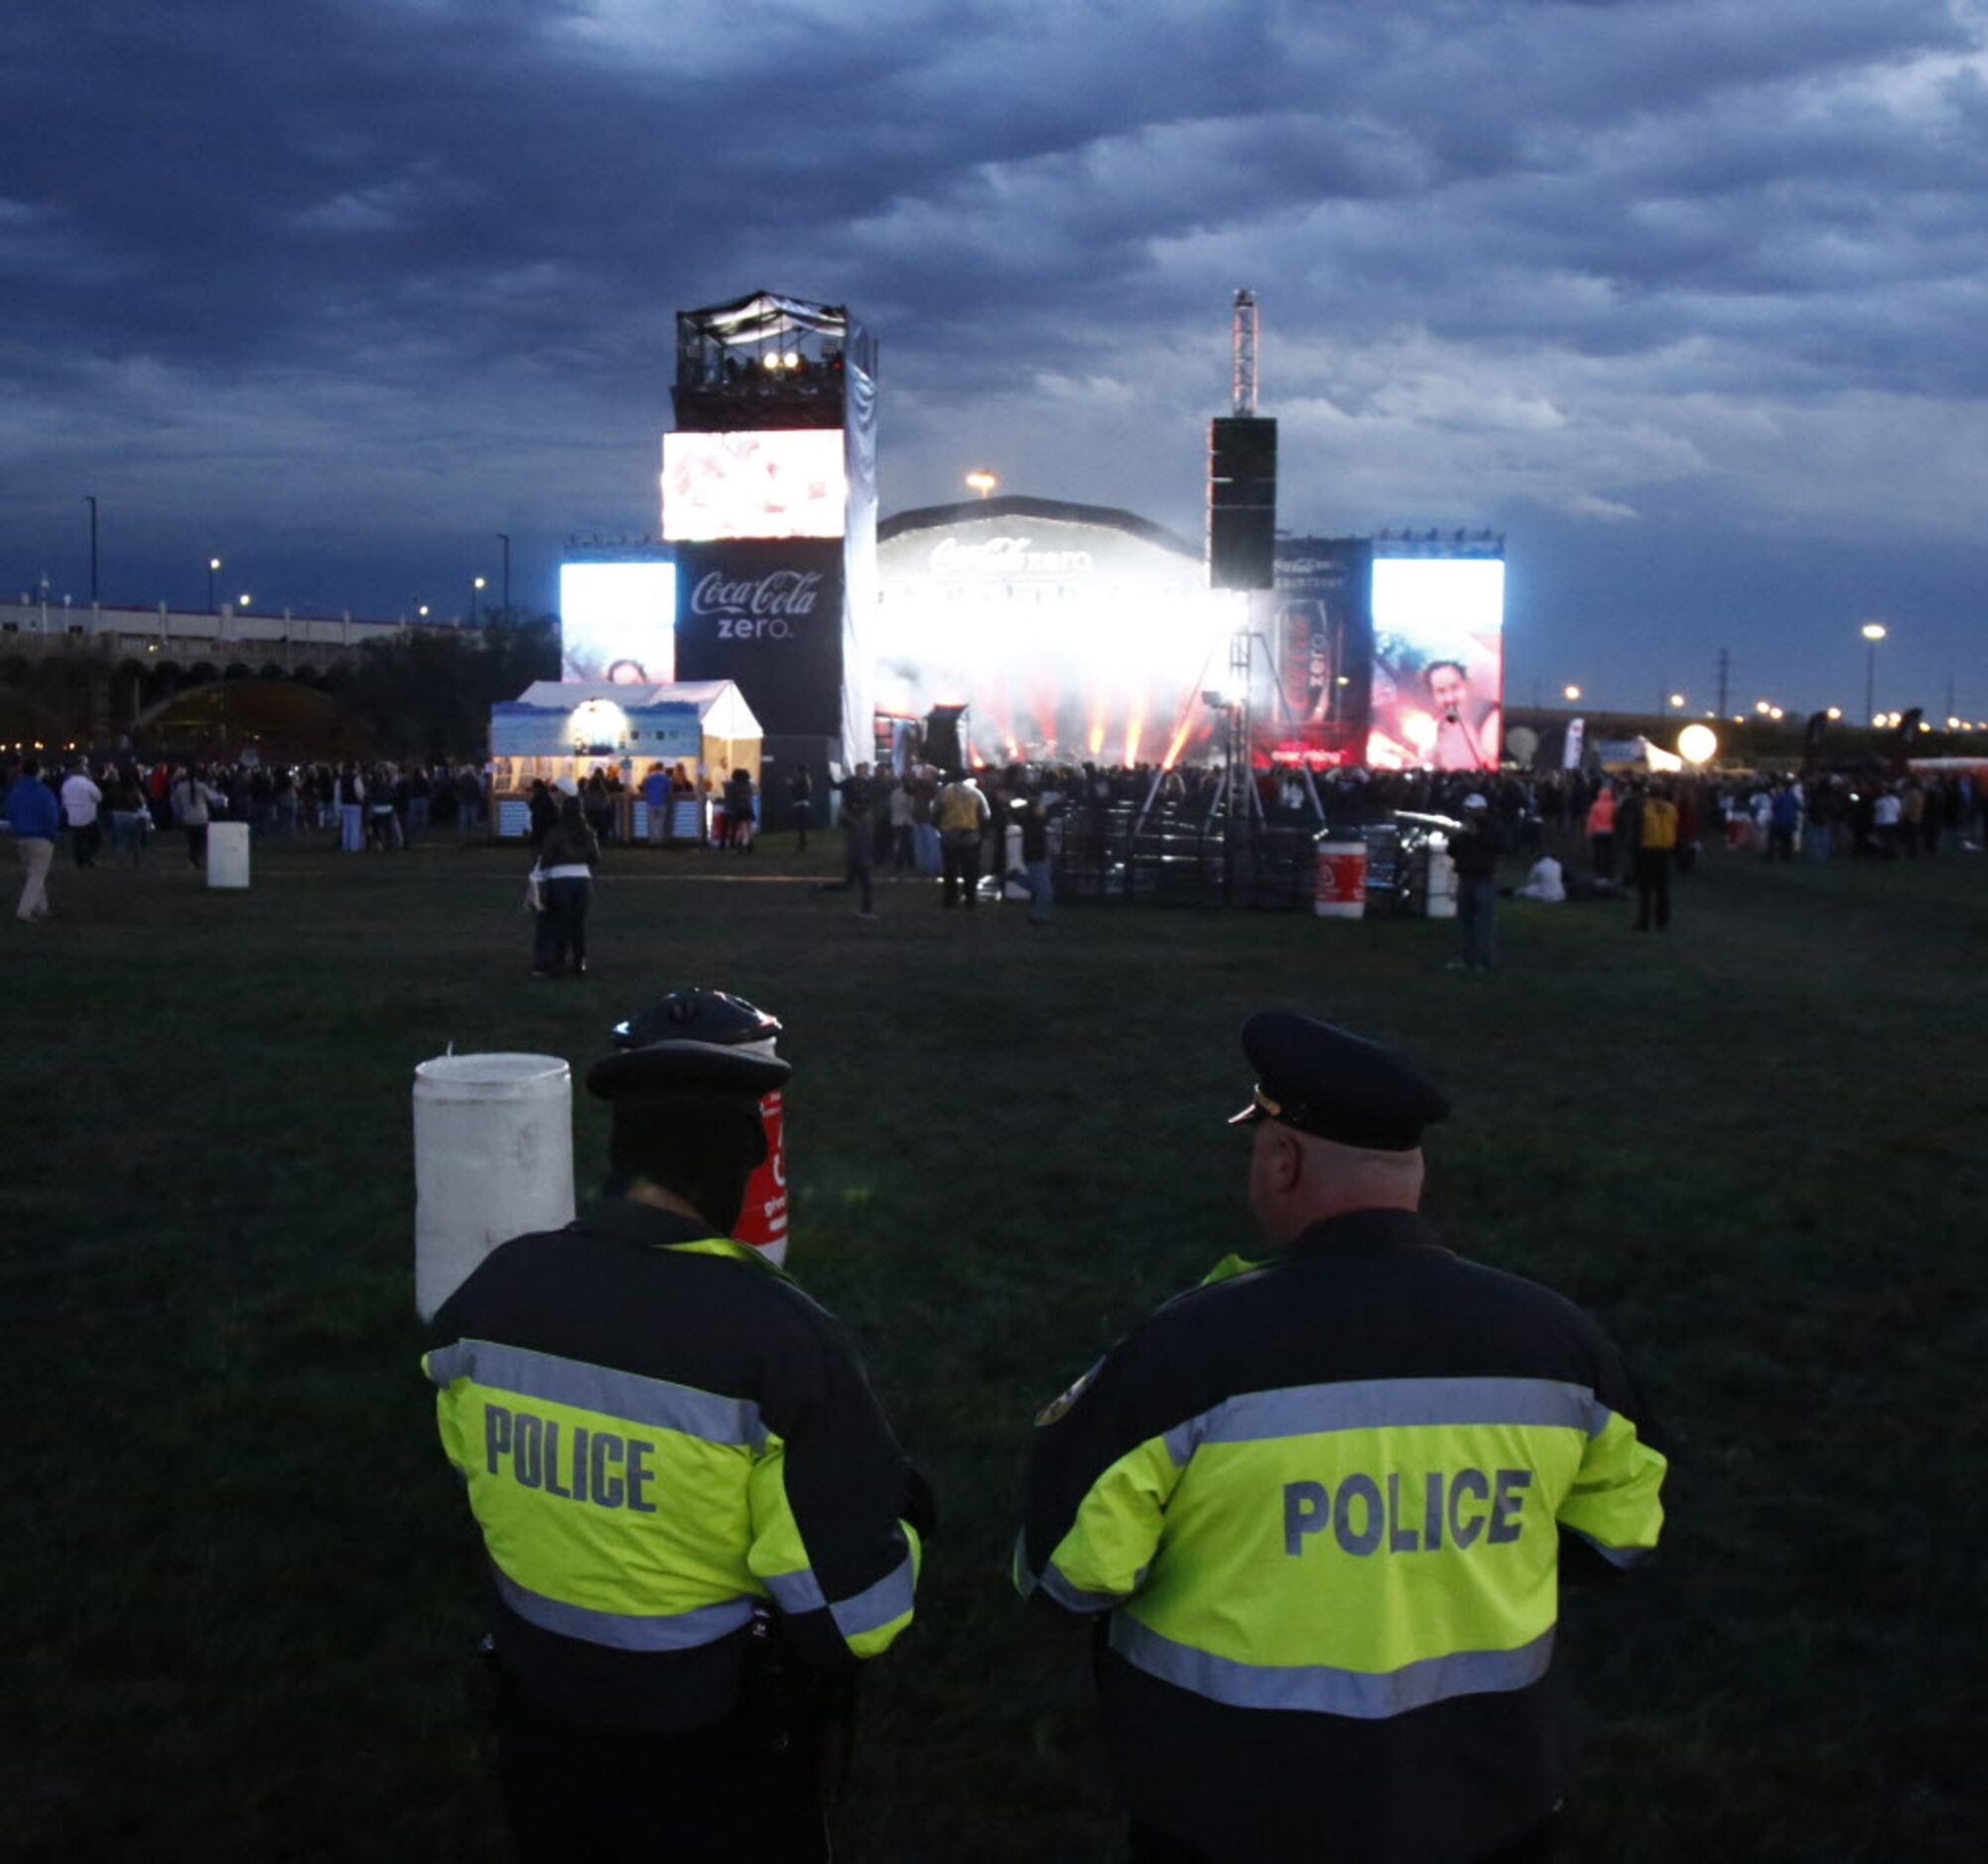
[[0, 599, 450, 742]]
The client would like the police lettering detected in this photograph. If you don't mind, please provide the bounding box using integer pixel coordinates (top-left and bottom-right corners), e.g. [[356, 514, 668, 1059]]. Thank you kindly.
[[1283, 1469, 1531, 1556], [482, 1402, 658, 1513]]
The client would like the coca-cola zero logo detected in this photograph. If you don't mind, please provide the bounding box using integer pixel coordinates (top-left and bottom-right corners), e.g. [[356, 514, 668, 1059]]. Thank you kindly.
[[929, 536, 1094, 577], [692, 569, 821, 642]]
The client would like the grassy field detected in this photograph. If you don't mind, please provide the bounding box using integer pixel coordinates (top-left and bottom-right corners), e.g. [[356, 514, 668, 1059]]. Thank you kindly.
[[6, 827, 1985, 1861]]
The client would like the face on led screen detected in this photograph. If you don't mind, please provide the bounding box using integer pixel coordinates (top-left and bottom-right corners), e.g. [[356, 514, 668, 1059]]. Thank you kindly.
[[1366, 559, 1505, 772], [559, 562, 677, 685]]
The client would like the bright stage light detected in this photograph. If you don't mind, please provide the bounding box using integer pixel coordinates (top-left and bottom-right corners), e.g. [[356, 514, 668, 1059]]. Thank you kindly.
[[1677, 724, 1718, 764], [873, 516, 1242, 767]]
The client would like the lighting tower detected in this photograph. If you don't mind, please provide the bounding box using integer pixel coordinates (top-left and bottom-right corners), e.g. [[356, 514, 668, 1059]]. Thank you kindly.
[[1232, 288, 1259, 417]]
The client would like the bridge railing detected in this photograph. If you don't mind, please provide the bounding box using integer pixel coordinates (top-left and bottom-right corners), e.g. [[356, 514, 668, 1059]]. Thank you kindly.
[[0, 600, 428, 652]]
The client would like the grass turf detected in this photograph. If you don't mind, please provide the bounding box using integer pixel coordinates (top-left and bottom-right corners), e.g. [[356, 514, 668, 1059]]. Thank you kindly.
[[5, 829, 1985, 1860]]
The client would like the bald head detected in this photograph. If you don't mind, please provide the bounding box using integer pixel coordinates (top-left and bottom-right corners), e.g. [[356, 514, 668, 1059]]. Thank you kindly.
[[1247, 1121, 1424, 1245]]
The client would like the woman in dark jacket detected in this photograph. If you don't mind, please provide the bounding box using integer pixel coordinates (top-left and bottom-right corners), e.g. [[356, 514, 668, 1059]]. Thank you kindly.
[[531, 796, 601, 979]]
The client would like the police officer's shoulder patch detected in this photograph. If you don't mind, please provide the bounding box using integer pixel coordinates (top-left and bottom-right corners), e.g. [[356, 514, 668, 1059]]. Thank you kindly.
[[1034, 1362, 1099, 1427]]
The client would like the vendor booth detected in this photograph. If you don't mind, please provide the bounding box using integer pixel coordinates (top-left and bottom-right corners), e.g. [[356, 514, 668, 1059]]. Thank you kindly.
[[488, 680, 762, 842]]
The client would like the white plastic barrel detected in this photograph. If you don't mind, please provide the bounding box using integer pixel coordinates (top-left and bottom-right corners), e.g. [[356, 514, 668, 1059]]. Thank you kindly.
[[1425, 845, 1459, 919], [205, 821, 251, 888], [1002, 822, 1030, 900], [413, 1053, 575, 1320], [1313, 839, 1368, 918]]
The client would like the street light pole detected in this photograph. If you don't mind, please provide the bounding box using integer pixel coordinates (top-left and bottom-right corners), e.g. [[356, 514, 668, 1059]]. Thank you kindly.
[[207, 556, 221, 612], [496, 533, 511, 619], [470, 575, 487, 627], [1861, 621, 1888, 723]]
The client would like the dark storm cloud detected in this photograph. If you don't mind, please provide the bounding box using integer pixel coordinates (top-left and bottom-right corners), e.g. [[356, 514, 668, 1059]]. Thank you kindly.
[[2, 0, 1984, 708]]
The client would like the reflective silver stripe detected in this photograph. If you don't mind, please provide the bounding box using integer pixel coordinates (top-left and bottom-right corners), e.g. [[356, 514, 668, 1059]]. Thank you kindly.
[[492, 1564, 756, 1652], [1012, 1530, 1039, 1600], [1039, 1560, 1126, 1615], [828, 1549, 916, 1639], [762, 1566, 827, 1614], [1111, 1616, 1555, 1718], [426, 1339, 766, 1449], [1168, 1378, 1608, 1462], [1567, 1527, 1650, 1569]]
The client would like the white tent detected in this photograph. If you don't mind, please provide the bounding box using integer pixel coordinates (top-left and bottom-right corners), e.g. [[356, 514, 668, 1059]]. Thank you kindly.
[[488, 679, 762, 840]]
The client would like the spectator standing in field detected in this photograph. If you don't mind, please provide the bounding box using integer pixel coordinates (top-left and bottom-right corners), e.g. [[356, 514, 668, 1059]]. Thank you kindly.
[[457, 766, 486, 840], [1019, 790, 1054, 925], [172, 765, 220, 870], [641, 762, 670, 848], [935, 768, 991, 909], [1767, 782, 1801, 862], [825, 764, 877, 916], [1871, 784, 1903, 858], [585, 768, 615, 848], [1446, 793, 1503, 971], [530, 795, 601, 980], [334, 763, 365, 853], [8, 756, 60, 921], [888, 779, 916, 870], [1585, 781, 1617, 882], [526, 779, 558, 853], [724, 767, 755, 852], [1900, 780, 1925, 859], [367, 764, 400, 850], [108, 768, 150, 866], [1628, 779, 1679, 931], [61, 760, 103, 868]]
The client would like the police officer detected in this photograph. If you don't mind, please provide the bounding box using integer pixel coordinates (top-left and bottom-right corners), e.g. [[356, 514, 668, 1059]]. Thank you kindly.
[[424, 1024, 928, 1861], [1016, 1012, 1667, 1862]]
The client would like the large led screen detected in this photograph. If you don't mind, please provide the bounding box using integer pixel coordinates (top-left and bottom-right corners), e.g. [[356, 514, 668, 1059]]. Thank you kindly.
[[661, 430, 847, 542], [559, 561, 677, 685], [1366, 557, 1506, 772]]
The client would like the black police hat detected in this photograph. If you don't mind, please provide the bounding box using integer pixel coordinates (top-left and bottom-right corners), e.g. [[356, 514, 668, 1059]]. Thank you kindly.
[[1229, 1011, 1449, 1151], [588, 1037, 790, 1103], [610, 988, 782, 1052]]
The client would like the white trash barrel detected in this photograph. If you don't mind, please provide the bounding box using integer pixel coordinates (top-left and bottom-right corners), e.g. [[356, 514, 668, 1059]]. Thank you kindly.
[[1313, 839, 1368, 918], [206, 821, 251, 888], [1002, 821, 1030, 900], [413, 1053, 575, 1320], [1425, 845, 1459, 919]]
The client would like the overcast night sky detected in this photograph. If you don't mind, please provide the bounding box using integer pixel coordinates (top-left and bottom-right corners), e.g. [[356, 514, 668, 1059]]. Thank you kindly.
[[4, 0, 1985, 718]]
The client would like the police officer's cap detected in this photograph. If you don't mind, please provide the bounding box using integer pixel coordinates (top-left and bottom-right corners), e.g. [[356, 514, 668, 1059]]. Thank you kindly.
[[611, 988, 782, 1052], [588, 1037, 789, 1103], [1230, 1011, 1449, 1151]]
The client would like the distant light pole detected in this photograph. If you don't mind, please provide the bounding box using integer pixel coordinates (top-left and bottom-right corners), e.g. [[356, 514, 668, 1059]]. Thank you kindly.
[[1563, 684, 1581, 703], [84, 495, 99, 603], [496, 533, 511, 618], [207, 556, 222, 612], [469, 574, 487, 626], [1861, 621, 1887, 724]]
